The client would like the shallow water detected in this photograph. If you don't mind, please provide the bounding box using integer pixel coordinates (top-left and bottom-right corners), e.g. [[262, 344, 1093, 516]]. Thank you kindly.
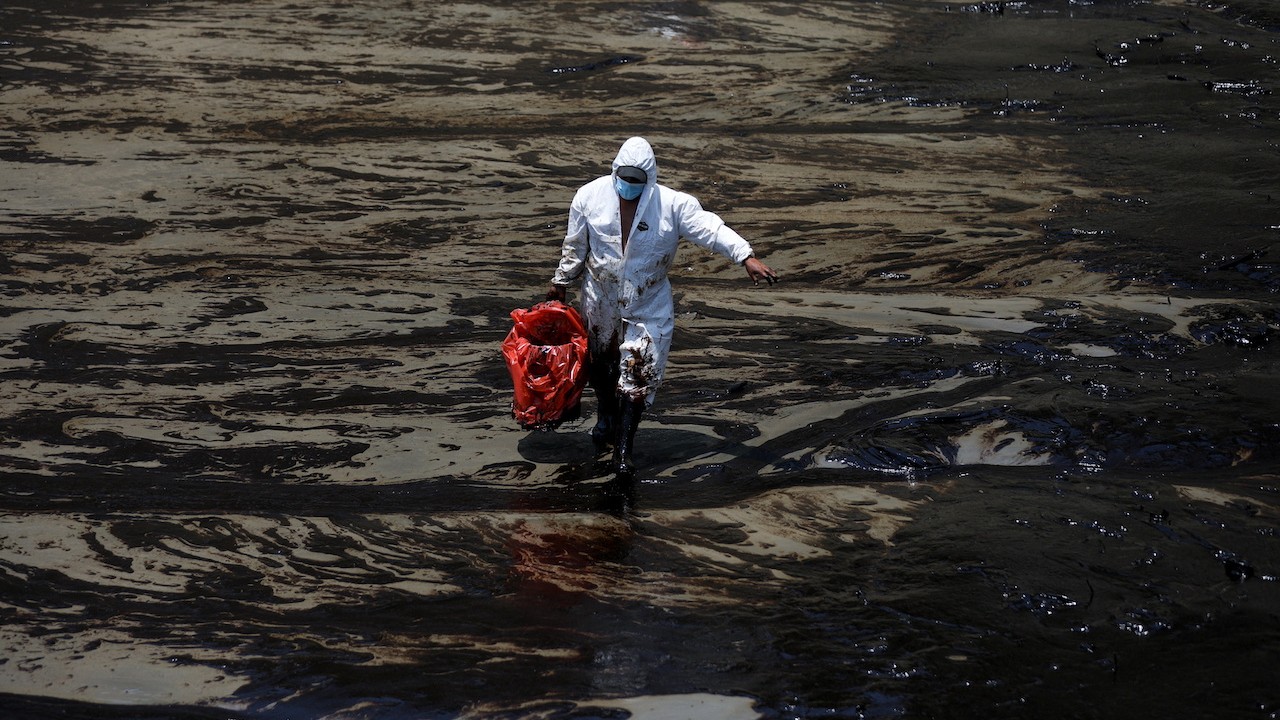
[[1, 1, 1278, 718]]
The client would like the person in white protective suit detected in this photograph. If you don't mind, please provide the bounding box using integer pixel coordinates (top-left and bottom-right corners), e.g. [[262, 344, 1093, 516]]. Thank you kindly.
[[546, 137, 778, 482]]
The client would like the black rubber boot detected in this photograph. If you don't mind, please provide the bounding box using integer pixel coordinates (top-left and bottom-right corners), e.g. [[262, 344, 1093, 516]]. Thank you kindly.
[[590, 391, 616, 449], [612, 399, 645, 481], [589, 351, 621, 450]]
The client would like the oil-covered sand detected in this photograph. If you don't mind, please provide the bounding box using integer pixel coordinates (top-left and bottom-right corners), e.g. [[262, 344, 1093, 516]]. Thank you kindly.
[[2, 1, 1278, 718]]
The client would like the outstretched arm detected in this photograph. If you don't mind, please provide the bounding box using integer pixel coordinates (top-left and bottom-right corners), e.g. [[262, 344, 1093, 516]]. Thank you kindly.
[[675, 192, 778, 287]]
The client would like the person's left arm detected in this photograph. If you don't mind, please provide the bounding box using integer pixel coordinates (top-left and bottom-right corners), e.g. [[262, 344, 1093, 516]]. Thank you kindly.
[[675, 192, 778, 285]]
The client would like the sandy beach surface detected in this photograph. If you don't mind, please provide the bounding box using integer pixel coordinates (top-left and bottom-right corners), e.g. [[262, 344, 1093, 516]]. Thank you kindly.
[[2, 1, 1279, 718]]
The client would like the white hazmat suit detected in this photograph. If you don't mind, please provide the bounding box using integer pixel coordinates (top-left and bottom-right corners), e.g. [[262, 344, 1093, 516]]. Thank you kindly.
[[552, 137, 756, 405]]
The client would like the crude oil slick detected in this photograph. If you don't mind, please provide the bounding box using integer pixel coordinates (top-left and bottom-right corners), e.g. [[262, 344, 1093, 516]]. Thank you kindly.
[[2, 1, 1278, 718]]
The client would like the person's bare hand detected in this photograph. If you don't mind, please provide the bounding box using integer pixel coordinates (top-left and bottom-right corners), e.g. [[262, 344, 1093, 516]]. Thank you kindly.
[[545, 284, 567, 302], [744, 257, 778, 286]]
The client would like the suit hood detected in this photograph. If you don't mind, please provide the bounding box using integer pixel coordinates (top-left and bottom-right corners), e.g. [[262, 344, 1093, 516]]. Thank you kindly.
[[611, 136, 658, 187]]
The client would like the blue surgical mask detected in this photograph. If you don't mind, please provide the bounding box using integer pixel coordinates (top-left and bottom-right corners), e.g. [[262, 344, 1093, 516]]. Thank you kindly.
[[615, 176, 643, 200]]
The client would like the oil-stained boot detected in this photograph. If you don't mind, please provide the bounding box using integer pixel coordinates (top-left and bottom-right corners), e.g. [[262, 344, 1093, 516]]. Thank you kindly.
[[612, 399, 645, 481], [589, 353, 621, 449], [590, 392, 616, 449], [589, 383, 618, 451]]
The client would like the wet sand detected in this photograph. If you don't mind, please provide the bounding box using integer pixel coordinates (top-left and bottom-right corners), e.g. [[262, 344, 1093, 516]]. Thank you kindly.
[[2, 1, 1279, 718]]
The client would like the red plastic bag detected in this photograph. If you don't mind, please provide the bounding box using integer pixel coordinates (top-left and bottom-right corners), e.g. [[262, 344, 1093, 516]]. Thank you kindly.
[[502, 301, 589, 430]]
